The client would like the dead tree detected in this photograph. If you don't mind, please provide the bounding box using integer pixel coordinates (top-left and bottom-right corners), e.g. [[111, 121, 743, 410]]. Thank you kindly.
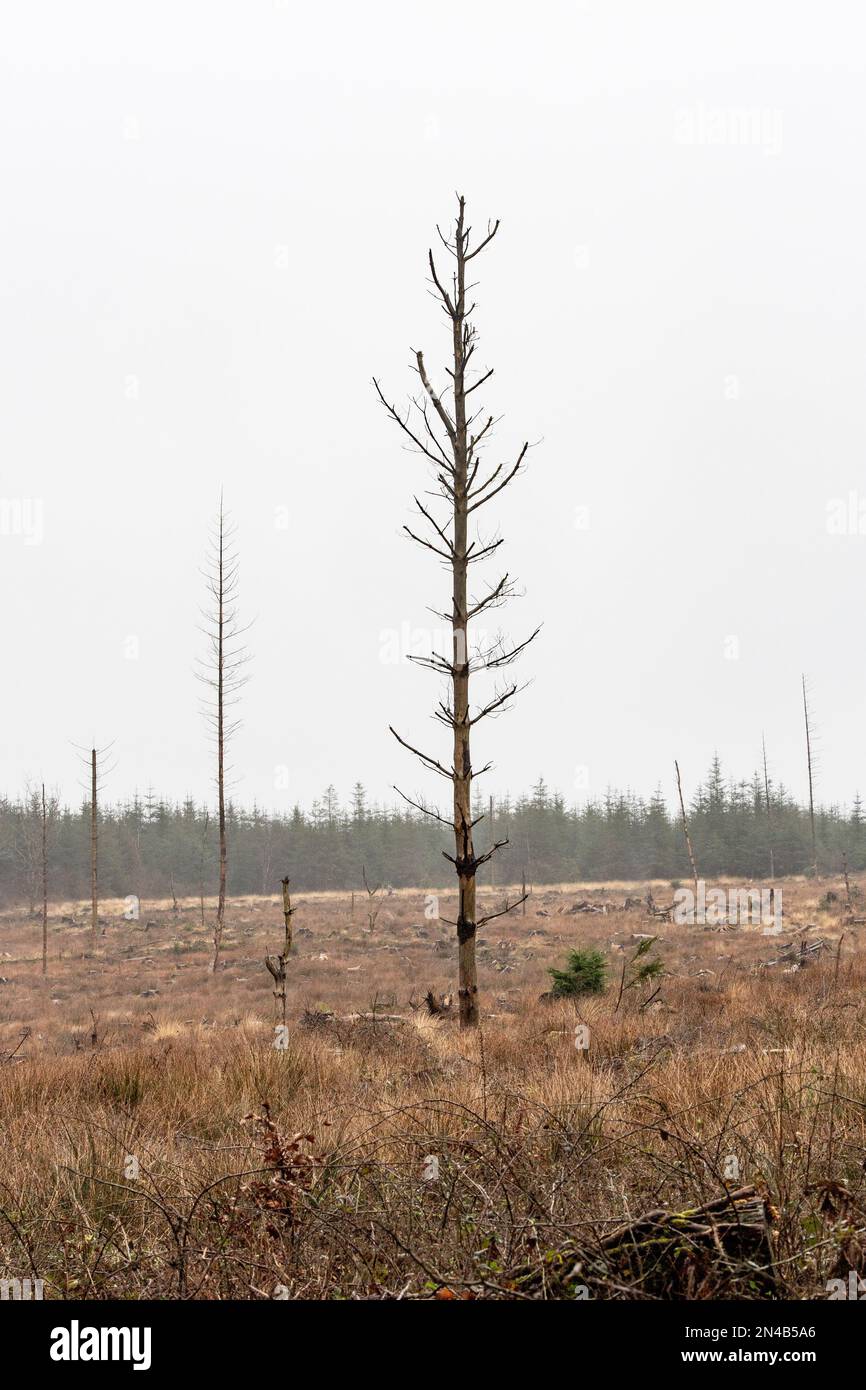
[[73, 742, 114, 947], [198, 495, 249, 972], [361, 865, 384, 933], [265, 876, 295, 1025], [41, 783, 52, 975], [90, 750, 97, 940], [802, 674, 819, 879], [10, 782, 57, 969], [674, 759, 699, 902], [761, 732, 775, 881], [374, 196, 538, 1028]]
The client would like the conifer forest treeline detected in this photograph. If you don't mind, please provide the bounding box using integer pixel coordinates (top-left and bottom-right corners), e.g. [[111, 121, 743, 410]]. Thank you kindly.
[[2, 756, 863, 909]]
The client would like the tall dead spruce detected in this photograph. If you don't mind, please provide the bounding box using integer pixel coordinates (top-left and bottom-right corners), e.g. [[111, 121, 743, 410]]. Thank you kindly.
[[198, 496, 249, 973], [375, 196, 538, 1028], [41, 783, 52, 974], [72, 742, 114, 948], [802, 674, 819, 880]]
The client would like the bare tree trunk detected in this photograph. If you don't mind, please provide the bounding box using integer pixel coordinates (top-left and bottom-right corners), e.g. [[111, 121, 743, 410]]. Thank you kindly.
[[199, 497, 247, 974], [72, 742, 112, 944], [802, 674, 818, 879], [362, 865, 383, 933], [375, 197, 537, 1030], [674, 759, 699, 901], [265, 876, 295, 1026], [761, 733, 775, 882], [215, 506, 227, 970], [450, 262, 477, 1026], [91, 749, 98, 946], [41, 782, 48, 975]]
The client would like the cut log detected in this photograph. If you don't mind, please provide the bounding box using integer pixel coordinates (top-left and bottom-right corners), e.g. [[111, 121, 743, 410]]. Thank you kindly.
[[508, 1185, 776, 1299]]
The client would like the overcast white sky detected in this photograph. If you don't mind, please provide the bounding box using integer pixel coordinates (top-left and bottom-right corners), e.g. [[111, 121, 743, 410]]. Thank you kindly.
[[1, 0, 865, 816]]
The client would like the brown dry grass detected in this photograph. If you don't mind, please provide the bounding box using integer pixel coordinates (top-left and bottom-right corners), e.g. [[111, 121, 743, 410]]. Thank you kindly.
[[1, 877, 865, 1299]]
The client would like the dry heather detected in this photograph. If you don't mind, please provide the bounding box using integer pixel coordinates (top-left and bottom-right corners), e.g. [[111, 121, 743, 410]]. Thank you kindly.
[[1, 878, 866, 1299]]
